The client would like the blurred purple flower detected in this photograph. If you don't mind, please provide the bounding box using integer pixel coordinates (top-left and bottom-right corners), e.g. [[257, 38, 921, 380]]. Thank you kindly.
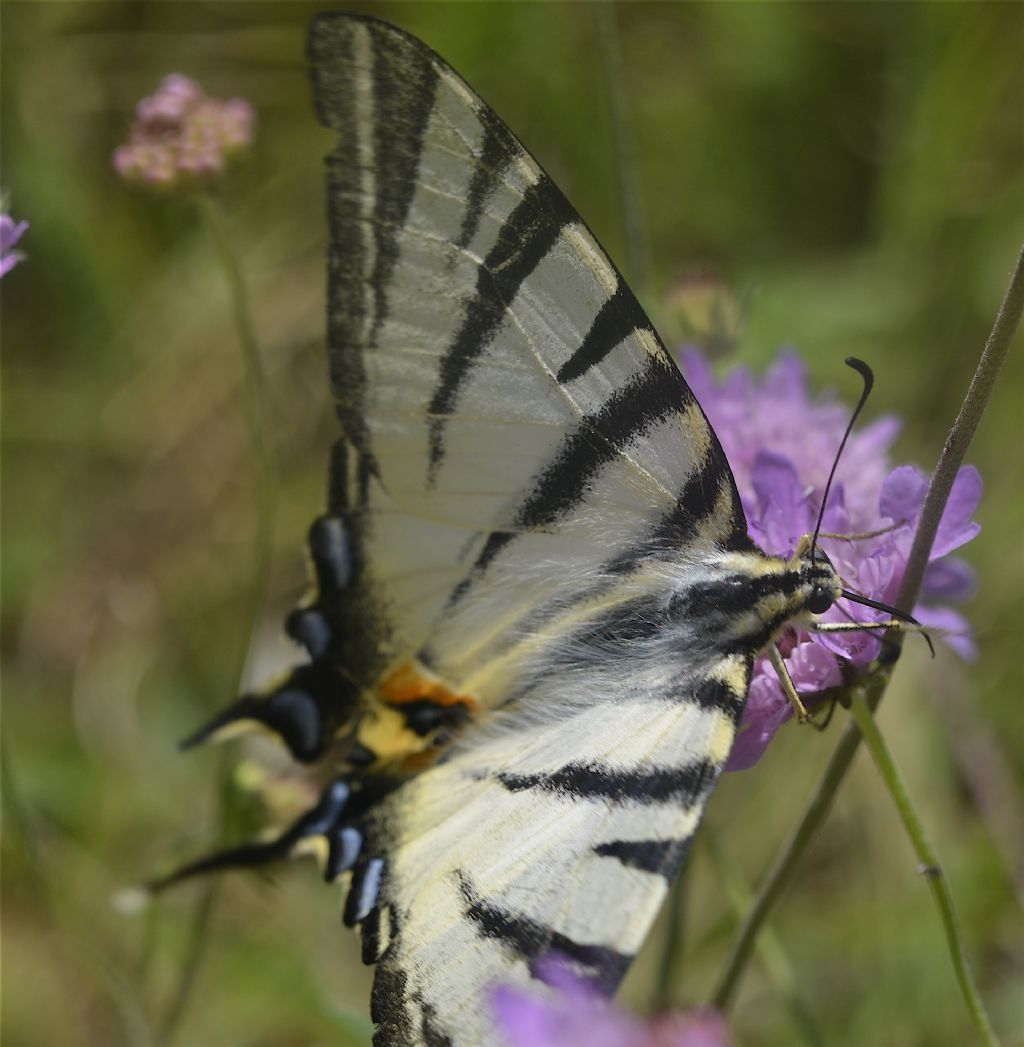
[[113, 74, 254, 191], [492, 957, 729, 1047], [0, 211, 29, 277], [679, 349, 982, 771]]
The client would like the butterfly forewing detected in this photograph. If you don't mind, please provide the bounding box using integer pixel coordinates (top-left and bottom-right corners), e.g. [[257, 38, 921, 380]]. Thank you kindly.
[[309, 14, 749, 688]]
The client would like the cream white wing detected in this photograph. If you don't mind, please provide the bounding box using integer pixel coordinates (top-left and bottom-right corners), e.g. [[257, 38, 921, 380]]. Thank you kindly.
[[308, 13, 751, 695], [362, 647, 751, 1046]]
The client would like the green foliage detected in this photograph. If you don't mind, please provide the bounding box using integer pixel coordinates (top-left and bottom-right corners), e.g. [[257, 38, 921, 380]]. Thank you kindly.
[[3, 3, 1021, 1045]]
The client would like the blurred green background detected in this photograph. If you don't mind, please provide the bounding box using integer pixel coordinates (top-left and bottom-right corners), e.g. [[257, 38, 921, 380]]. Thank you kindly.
[[3, 2, 1022, 1045]]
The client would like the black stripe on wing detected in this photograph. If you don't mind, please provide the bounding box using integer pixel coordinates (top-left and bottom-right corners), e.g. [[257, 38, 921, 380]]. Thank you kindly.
[[457, 872, 631, 995], [497, 759, 718, 805], [693, 675, 748, 721], [455, 105, 520, 252], [642, 457, 752, 567], [518, 357, 689, 530], [428, 175, 575, 480], [450, 355, 694, 600], [311, 14, 440, 460], [609, 445, 755, 574], [367, 30, 439, 343], [593, 838, 688, 878], [556, 281, 655, 384], [310, 18, 372, 462]]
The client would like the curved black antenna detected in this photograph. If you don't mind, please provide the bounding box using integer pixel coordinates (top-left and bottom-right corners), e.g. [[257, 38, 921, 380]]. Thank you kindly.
[[810, 359, 935, 658], [809, 357, 874, 561]]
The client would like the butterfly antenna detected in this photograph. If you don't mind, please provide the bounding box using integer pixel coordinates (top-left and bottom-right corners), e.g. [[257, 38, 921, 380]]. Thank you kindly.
[[809, 357, 874, 562], [809, 360, 928, 647]]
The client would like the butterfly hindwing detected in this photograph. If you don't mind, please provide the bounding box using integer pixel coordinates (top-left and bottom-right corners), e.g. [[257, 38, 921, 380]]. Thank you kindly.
[[365, 652, 751, 1045]]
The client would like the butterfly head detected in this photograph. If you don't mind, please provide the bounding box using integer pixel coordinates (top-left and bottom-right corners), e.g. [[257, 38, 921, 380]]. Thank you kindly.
[[799, 544, 842, 616]]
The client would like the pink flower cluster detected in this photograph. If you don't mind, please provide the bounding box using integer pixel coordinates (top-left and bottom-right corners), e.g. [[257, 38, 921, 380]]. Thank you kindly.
[[113, 74, 254, 190], [492, 958, 729, 1047], [679, 349, 982, 770]]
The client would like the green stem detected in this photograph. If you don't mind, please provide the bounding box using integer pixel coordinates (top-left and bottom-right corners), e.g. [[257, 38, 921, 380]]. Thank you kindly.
[[593, 2, 651, 294], [847, 695, 1000, 1047], [711, 240, 1024, 1019], [153, 194, 277, 1044], [1, 743, 107, 1046], [894, 239, 1024, 616], [195, 192, 278, 684], [154, 880, 221, 1046], [651, 857, 688, 1010], [704, 829, 823, 1047], [708, 665, 893, 1010]]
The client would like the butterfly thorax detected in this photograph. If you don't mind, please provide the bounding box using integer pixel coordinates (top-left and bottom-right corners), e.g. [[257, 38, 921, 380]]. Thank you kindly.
[[674, 544, 842, 658]]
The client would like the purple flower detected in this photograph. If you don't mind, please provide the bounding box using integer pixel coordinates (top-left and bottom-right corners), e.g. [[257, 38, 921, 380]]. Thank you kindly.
[[679, 350, 982, 770], [492, 957, 730, 1047], [0, 211, 29, 277], [113, 74, 254, 191]]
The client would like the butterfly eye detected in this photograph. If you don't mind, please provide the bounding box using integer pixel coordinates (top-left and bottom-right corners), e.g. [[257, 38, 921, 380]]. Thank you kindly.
[[807, 587, 834, 615]]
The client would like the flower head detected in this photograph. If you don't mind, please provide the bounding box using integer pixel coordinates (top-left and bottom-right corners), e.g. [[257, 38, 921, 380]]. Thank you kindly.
[[679, 349, 982, 770], [492, 956, 729, 1047], [0, 210, 29, 277], [113, 74, 254, 191]]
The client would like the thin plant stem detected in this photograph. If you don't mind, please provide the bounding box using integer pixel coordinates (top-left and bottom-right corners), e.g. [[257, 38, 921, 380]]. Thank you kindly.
[[847, 695, 1000, 1047], [196, 192, 278, 678], [1, 743, 108, 1047], [593, 2, 651, 294], [154, 880, 221, 1045], [710, 241, 1024, 1017], [153, 194, 278, 1044], [708, 664, 893, 1009], [894, 239, 1024, 615], [703, 829, 823, 1047], [651, 857, 688, 1010]]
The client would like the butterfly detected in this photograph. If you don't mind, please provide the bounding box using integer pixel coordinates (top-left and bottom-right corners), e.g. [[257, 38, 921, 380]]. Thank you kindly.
[[163, 13, 916, 1045]]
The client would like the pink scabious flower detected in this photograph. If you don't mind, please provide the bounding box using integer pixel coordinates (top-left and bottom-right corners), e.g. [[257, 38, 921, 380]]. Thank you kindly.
[[113, 74, 254, 190], [679, 349, 982, 771], [492, 957, 730, 1047], [0, 211, 29, 277]]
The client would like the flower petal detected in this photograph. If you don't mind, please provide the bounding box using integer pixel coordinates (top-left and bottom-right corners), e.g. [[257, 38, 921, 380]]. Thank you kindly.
[[725, 674, 788, 771], [931, 466, 983, 557], [750, 451, 808, 554], [651, 1009, 731, 1047], [763, 348, 807, 402], [912, 605, 978, 662], [879, 465, 927, 523], [679, 348, 714, 404], [855, 415, 902, 457], [921, 557, 977, 602], [0, 215, 28, 253]]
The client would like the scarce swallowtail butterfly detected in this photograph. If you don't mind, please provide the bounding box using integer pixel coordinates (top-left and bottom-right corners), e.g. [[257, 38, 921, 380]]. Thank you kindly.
[[164, 12, 918, 1046]]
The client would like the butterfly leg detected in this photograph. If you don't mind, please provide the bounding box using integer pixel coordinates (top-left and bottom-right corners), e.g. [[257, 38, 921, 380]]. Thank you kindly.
[[767, 643, 811, 723], [812, 522, 905, 543], [811, 619, 935, 656]]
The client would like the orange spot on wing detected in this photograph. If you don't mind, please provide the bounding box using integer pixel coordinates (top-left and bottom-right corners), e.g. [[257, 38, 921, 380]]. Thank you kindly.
[[378, 662, 479, 712]]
